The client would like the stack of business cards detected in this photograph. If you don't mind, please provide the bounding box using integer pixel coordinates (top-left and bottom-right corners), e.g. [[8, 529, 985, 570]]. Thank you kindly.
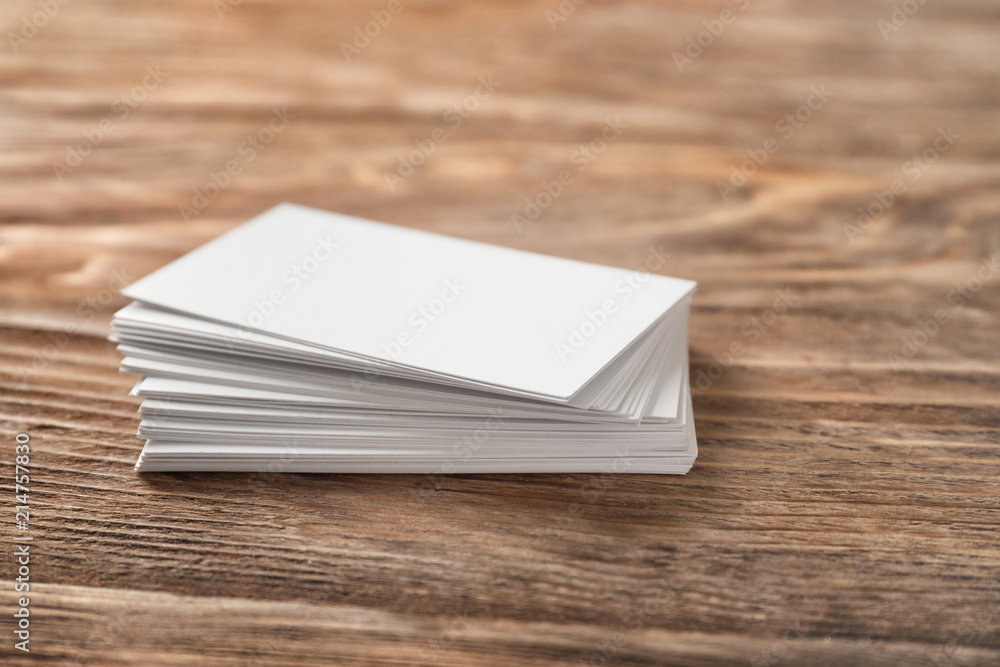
[[111, 204, 698, 473]]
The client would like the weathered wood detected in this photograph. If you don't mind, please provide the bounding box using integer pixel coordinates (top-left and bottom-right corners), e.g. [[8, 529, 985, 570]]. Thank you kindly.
[[1, 0, 999, 664]]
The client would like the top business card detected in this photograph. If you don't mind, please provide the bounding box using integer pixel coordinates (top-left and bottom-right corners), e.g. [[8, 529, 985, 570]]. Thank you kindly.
[[123, 203, 695, 400]]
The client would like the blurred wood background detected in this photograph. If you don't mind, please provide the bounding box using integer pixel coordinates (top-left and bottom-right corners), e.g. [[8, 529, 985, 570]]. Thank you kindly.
[[2, 0, 999, 665]]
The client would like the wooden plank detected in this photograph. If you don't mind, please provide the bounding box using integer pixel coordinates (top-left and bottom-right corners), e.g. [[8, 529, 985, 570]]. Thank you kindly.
[[3, 584, 1000, 667]]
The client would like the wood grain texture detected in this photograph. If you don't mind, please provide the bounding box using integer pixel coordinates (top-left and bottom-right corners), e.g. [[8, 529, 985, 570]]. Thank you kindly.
[[1, 0, 999, 665]]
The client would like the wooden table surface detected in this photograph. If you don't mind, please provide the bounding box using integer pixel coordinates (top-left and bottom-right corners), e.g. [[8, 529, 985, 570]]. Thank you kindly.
[[2, 0, 999, 665]]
